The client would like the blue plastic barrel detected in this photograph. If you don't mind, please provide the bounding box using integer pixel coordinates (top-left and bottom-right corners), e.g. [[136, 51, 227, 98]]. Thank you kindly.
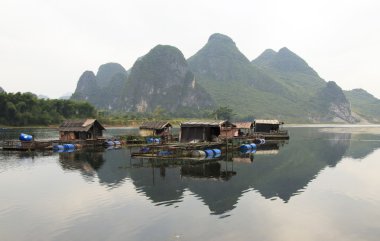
[[240, 148, 257, 154], [19, 133, 33, 141], [154, 138, 160, 143], [114, 140, 121, 145], [104, 141, 114, 146], [146, 137, 154, 144], [250, 143, 257, 149], [63, 144, 75, 149], [240, 144, 252, 150], [204, 149, 214, 157], [212, 149, 222, 157], [53, 145, 64, 150], [240, 149, 251, 154]]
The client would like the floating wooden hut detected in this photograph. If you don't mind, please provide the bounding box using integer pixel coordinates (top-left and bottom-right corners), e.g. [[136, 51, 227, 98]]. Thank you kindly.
[[233, 122, 254, 137], [253, 119, 289, 139], [139, 121, 172, 137], [59, 119, 105, 141], [179, 120, 236, 143], [254, 119, 283, 132]]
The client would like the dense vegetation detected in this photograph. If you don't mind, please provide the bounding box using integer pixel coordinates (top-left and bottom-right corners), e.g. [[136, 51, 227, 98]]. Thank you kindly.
[[0, 92, 96, 126], [345, 89, 380, 122]]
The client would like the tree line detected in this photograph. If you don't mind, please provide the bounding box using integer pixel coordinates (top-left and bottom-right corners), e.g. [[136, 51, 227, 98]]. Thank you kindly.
[[0, 91, 238, 127], [0, 92, 96, 126]]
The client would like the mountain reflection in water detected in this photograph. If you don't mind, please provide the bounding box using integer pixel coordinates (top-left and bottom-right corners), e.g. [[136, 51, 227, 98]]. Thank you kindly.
[[56, 128, 380, 215]]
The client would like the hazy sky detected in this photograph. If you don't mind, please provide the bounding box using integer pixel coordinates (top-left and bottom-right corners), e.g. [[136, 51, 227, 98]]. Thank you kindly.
[[1, 0, 379, 98]]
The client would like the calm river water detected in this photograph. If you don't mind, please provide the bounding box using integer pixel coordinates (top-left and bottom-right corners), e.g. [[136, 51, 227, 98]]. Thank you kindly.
[[1, 126, 380, 241]]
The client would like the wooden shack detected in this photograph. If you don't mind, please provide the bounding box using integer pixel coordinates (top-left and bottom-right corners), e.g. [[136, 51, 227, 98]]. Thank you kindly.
[[139, 121, 172, 137], [254, 119, 283, 133], [59, 119, 105, 141], [180, 120, 235, 143], [233, 122, 254, 136]]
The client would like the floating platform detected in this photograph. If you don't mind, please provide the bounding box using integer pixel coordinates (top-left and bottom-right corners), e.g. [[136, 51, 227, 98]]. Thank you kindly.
[[1, 139, 107, 151], [1, 140, 52, 151], [253, 131, 289, 140]]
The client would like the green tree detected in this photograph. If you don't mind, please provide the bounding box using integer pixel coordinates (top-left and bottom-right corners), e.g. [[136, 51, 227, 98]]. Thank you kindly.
[[211, 106, 235, 120], [153, 106, 167, 119]]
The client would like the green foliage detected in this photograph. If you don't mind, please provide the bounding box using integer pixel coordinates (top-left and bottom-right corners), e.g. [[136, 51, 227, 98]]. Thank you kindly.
[[152, 106, 167, 119], [345, 89, 380, 122], [211, 106, 235, 120], [0, 92, 96, 126]]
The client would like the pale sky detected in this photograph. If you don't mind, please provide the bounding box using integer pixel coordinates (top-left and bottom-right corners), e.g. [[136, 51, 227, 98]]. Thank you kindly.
[[1, 0, 379, 99]]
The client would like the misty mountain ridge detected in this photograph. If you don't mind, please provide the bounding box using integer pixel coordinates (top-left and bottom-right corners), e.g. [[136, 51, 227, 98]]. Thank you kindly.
[[120, 45, 214, 113], [72, 63, 129, 109], [253, 47, 319, 76], [71, 33, 380, 123]]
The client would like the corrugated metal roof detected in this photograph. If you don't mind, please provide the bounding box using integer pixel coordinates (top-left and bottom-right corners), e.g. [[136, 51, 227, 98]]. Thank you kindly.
[[139, 121, 172, 130], [58, 119, 105, 132], [234, 122, 253, 129], [254, 119, 281, 125], [181, 120, 236, 127]]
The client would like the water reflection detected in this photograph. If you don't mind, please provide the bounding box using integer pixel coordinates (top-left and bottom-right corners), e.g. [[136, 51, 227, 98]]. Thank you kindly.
[[54, 128, 380, 215], [181, 162, 236, 180], [59, 149, 105, 181]]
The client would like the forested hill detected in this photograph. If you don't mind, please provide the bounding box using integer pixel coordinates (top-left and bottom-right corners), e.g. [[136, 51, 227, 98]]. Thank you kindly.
[[73, 45, 214, 115], [0, 92, 95, 126], [188, 34, 358, 123], [69, 33, 380, 123], [119, 45, 214, 113], [345, 89, 380, 122], [71, 63, 128, 109]]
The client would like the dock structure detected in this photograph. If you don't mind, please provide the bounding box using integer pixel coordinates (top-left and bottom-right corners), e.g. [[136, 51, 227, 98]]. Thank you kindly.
[[1, 119, 107, 151], [130, 134, 263, 159], [131, 142, 224, 159], [1, 140, 52, 151], [1, 138, 107, 151]]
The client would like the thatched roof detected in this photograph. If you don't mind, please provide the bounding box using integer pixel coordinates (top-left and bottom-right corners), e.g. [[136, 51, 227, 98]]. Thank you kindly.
[[59, 119, 105, 132], [139, 121, 172, 130], [234, 122, 253, 129], [181, 120, 236, 128]]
